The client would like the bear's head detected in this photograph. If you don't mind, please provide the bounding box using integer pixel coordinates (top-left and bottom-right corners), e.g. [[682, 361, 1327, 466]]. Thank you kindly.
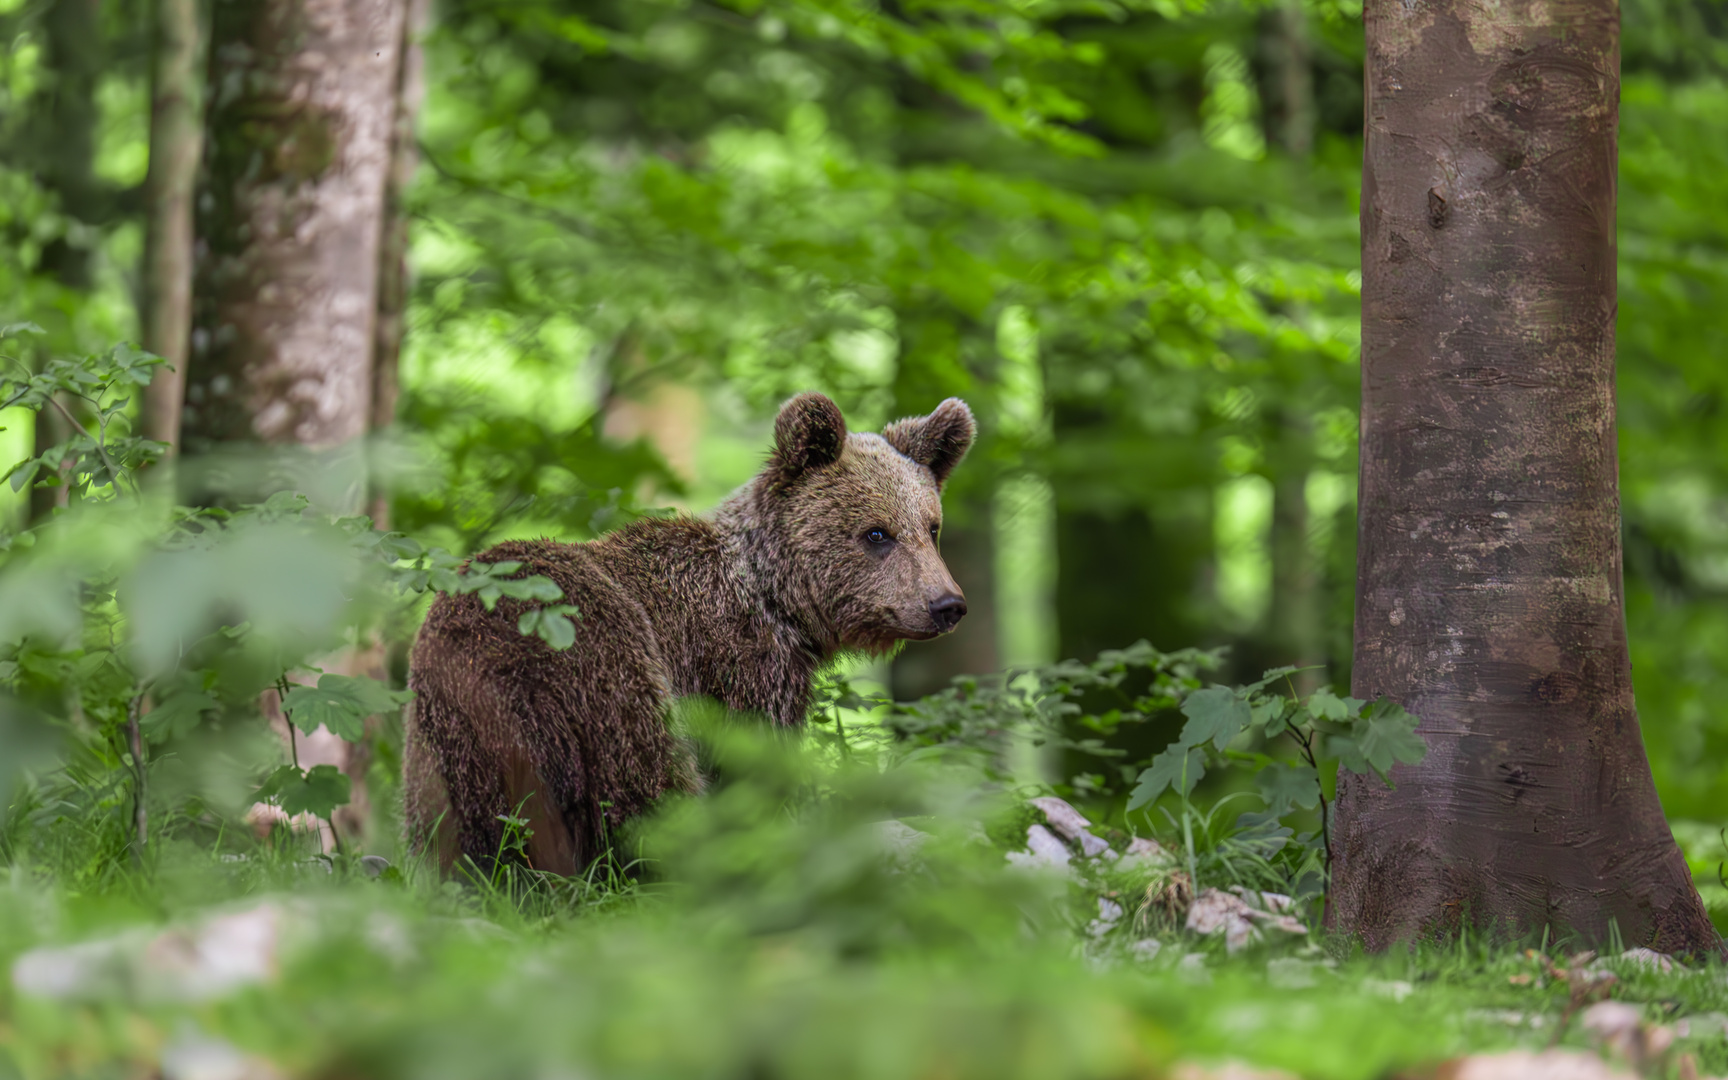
[[762, 392, 976, 654]]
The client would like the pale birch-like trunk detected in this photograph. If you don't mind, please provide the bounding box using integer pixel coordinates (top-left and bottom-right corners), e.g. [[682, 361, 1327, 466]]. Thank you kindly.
[[183, 0, 408, 514], [186, 0, 409, 852]]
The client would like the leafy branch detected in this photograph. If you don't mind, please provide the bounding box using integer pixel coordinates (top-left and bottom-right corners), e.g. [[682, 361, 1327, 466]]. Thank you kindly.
[[1126, 671, 1427, 879], [0, 324, 170, 499]]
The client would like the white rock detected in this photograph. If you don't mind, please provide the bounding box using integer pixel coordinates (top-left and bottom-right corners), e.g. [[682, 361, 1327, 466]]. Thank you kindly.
[[872, 820, 929, 867], [1363, 978, 1415, 1002], [1130, 938, 1163, 961], [1580, 1002, 1644, 1042], [1006, 824, 1074, 875], [1677, 1012, 1728, 1039], [1266, 957, 1318, 989], [1440, 1049, 1634, 1079], [1465, 1009, 1546, 1029], [1028, 797, 1112, 858], [1612, 947, 1676, 973], [1125, 836, 1167, 858], [1185, 888, 1261, 954], [1171, 1062, 1300, 1080], [141, 904, 282, 1001], [1244, 910, 1308, 936], [161, 1034, 285, 1080], [12, 934, 142, 1000], [13, 902, 291, 1004], [1088, 896, 1126, 937]]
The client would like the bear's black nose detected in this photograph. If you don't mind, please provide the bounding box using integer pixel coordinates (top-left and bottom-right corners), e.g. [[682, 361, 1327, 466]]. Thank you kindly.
[[929, 594, 967, 632]]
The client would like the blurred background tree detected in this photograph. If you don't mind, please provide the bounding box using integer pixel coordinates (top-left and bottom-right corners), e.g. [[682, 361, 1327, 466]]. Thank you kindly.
[[0, 0, 1725, 826]]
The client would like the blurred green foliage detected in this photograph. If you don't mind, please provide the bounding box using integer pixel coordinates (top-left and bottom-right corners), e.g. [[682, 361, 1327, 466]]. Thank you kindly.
[[0, 8, 1727, 1077]]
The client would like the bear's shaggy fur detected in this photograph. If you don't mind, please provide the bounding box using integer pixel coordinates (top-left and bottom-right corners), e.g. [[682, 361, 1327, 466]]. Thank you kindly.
[[404, 392, 976, 875]]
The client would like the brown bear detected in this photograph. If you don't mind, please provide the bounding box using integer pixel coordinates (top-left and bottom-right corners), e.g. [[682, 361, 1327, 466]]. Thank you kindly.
[[404, 392, 976, 875]]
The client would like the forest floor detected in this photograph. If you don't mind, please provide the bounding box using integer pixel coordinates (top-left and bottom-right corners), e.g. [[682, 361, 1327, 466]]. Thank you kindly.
[[3, 822, 1726, 1080]]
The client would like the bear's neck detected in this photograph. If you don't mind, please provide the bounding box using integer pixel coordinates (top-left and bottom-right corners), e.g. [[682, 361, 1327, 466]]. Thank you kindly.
[[713, 483, 840, 656], [589, 484, 834, 728]]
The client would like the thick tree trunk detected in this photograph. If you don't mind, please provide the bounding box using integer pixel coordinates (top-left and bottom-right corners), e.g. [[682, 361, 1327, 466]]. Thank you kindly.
[[183, 0, 407, 511], [1332, 0, 1719, 952], [186, 0, 407, 854], [140, 0, 203, 451]]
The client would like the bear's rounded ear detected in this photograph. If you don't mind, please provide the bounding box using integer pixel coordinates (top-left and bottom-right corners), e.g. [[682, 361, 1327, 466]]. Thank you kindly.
[[882, 398, 975, 489], [771, 392, 848, 486]]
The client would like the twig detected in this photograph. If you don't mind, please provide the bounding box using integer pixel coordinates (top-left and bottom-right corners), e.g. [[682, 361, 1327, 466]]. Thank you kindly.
[[1295, 727, 1332, 877], [127, 690, 148, 860], [45, 393, 123, 490], [276, 676, 300, 770]]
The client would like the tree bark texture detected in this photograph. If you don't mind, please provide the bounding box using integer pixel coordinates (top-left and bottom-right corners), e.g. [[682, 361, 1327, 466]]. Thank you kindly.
[[367, 0, 429, 527], [1333, 0, 1719, 952], [141, 0, 204, 451], [184, 0, 407, 479]]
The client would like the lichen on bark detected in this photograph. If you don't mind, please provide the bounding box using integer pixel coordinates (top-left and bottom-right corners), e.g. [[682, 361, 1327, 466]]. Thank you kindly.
[[185, 0, 409, 505]]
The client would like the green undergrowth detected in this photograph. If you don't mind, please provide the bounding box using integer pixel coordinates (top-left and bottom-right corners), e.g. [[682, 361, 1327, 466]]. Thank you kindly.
[[3, 721, 1727, 1080]]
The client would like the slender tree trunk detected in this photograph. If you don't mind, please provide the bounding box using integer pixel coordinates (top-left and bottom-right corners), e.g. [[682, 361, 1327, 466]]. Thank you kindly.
[[1265, 415, 1320, 688], [34, 0, 103, 292], [140, 0, 203, 452], [183, 0, 408, 512], [368, 0, 429, 529], [892, 509, 998, 699], [1259, 0, 1315, 158], [1257, 8, 1321, 688], [889, 305, 999, 698], [1332, 0, 1719, 952], [1052, 398, 1215, 662], [27, 0, 102, 525]]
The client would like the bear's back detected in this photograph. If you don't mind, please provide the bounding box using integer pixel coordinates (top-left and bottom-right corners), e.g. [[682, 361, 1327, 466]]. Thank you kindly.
[[405, 535, 699, 874]]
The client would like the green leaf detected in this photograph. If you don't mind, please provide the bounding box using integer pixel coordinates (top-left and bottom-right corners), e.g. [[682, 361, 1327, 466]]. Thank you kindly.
[[253, 764, 351, 820], [280, 674, 411, 741], [0, 322, 45, 338], [1250, 696, 1287, 734], [1353, 698, 1428, 781], [6, 458, 40, 493], [1256, 762, 1322, 817], [1308, 688, 1366, 722], [1178, 686, 1251, 750], [140, 690, 218, 742], [1127, 745, 1207, 810], [536, 610, 577, 650], [1245, 665, 1301, 693]]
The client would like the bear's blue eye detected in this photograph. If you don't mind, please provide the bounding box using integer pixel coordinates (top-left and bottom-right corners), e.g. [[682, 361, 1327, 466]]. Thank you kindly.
[[865, 528, 890, 545]]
